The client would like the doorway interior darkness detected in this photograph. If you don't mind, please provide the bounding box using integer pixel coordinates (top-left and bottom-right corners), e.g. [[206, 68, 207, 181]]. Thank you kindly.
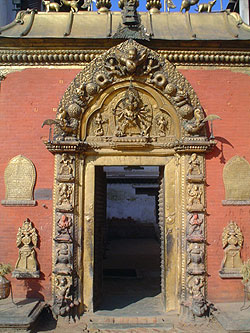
[[93, 166, 164, 315]]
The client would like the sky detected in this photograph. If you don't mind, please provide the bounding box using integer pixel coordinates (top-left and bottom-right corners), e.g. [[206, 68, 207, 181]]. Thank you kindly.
[[92, 0, 230, 12]]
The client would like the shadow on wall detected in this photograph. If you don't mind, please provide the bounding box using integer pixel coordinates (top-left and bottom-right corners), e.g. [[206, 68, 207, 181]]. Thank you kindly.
[[24, 272, 45, 300], [206, 136, 234, 164]]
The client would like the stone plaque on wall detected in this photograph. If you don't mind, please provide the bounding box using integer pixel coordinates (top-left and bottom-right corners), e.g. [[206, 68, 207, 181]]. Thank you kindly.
[[1, 155, 37, 206], [222, 155, 250, 205]]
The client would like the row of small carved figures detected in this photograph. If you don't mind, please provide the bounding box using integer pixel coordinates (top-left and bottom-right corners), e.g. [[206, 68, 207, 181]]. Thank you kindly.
[[42, 0, 217, 13]]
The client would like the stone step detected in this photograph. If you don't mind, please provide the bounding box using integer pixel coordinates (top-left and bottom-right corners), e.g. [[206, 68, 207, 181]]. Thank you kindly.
[[82, 314, 176, 325], [87, 322, 174, 332]]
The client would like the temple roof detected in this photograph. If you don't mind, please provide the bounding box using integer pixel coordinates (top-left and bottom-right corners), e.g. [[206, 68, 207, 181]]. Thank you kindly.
[[0, 10, 250, 42]]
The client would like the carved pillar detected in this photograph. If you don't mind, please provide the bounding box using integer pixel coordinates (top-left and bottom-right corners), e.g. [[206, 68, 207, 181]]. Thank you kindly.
[[182, 152, 208, 318], [46, 142, 86, 317]]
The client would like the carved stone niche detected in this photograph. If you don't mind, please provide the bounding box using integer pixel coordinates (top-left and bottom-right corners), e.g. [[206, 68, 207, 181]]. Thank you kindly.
[[53, 243, 73, 275], [54, 213, 73, 243], [219, 221, 243, 278], [186, 213, 205, 243], [1, 155, 37, 206], [56, 183, 74, 212], [57, 153, 75, 182], [222, 156, 250, 205], [186, 153, 204, 183], [187, 243, 205, 275], [186, 184, 204, 212]]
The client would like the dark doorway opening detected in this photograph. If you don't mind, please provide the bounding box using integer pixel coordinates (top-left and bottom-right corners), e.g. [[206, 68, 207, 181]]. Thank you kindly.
[[93, 166, 164, 315]]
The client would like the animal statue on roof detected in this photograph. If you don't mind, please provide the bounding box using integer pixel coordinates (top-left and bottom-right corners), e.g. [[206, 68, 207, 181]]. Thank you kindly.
[[60, 0, 80, 12], [196, 0, 216, 12], [180, 0, 199, 12], [165, 0, 176, 12], [42, 0, 61, 12]]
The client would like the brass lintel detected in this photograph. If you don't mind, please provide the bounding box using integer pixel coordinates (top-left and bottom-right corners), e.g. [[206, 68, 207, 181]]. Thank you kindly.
[[45, 141, 87, 154]]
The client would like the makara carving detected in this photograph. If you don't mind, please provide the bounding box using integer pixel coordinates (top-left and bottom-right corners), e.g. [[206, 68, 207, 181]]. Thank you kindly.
[[219, 221, 244, 278], [12, 218, 40, 279]]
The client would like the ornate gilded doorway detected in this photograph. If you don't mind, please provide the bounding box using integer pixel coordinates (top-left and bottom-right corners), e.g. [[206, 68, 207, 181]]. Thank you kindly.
[[87, 164, 169, 313], [45, 40, 215, 317]]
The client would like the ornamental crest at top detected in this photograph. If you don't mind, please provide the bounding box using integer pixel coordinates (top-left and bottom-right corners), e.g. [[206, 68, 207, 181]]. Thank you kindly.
[[42, 40, 210, 151]]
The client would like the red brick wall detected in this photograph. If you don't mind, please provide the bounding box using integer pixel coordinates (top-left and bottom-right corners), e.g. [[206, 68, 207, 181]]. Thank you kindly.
[[181, 68, 250, 302], [0, 69, 79, 299], [0, 67, 250, 303]]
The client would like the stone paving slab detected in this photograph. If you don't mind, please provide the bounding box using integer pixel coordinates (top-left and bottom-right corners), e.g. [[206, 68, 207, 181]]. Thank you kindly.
[[0, 298, 45, 332], [214, 302, 250, 332]]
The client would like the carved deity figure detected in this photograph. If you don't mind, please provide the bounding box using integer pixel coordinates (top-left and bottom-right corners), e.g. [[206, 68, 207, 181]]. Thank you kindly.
[[188, 277, 207, 317], [54, 243, 72, 275], [53, 277, 73, 316], [157, 116, 169, 137], [57, 183, 73, 211], [114, 84, 152, 137], [187, 213, 204, 243], [187, 184, 203, 211], [187, 153, 202, 176], [13, 218, 39, 277], [55, 215, 72, 242], [115, 46, 147, 74], [187, 243, 205, 275], [94, 113, 106, 136], [59, 154, 74, 179], [220, 221, 243, 276]]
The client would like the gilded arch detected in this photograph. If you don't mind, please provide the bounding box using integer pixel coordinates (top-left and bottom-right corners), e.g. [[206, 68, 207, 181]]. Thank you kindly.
[[45, 40, 215, 318]]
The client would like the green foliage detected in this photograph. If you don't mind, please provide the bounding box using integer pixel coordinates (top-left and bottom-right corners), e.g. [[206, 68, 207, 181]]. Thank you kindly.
[[241, 259, 250, 284], [0, 263, 12, 276]]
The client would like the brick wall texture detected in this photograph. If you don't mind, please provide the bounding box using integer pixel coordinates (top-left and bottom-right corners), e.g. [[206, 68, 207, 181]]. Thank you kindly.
[[0, 67, 249, 303]]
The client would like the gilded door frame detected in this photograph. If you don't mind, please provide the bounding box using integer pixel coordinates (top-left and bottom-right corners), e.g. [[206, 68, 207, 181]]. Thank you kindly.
[[82, 153, 181, 313]]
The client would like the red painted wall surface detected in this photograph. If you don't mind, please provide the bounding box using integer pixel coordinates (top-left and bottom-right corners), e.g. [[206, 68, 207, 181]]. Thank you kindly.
[[181, 68, 250, 303], [0, 67, 250, 302], [0, 69, 79, 300]]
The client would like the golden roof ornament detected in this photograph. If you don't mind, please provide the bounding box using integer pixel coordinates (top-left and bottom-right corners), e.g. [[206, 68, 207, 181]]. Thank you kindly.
[[113, 0, 150, 40]]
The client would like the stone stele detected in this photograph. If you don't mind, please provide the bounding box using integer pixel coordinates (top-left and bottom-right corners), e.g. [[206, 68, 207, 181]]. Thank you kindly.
[[1, 155, 36, 206]]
